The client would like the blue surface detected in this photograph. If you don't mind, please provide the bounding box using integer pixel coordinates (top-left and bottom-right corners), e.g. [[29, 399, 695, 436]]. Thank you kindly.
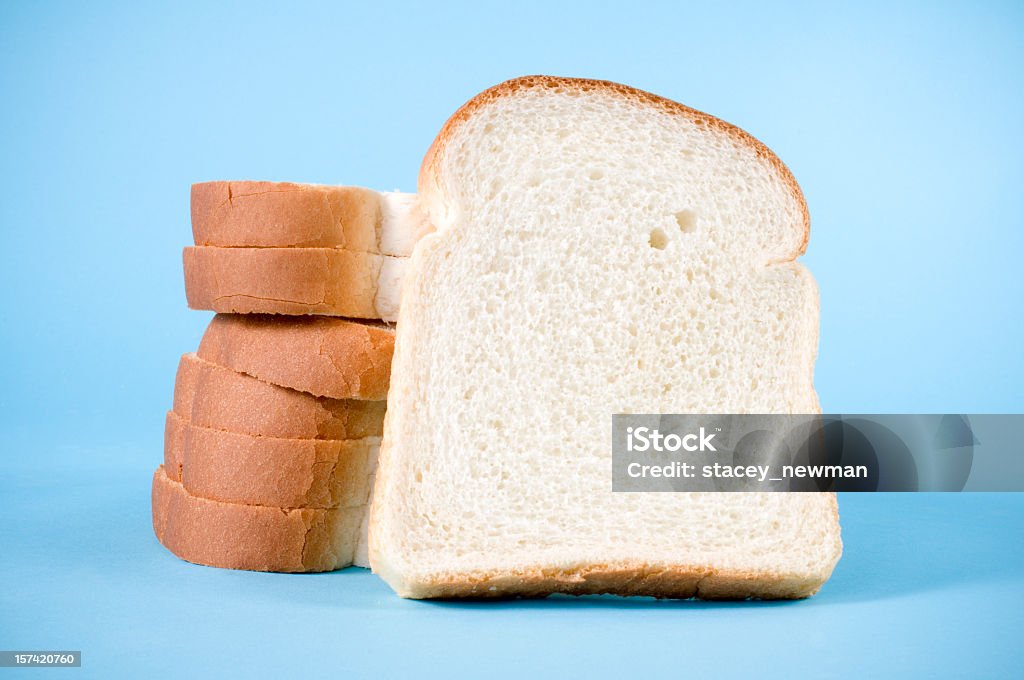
[[1, 1, 1022, 678]]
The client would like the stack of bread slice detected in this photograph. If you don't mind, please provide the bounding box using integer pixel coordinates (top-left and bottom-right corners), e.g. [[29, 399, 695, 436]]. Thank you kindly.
[[152, 181, 427, 572]]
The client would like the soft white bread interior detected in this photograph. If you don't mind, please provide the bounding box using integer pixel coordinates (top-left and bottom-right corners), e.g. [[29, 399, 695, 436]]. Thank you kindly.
[[371, 76, 841, 599], [353, 446, 381, 568], [353, 473, 376, 569], [380, 191, 434, 257]]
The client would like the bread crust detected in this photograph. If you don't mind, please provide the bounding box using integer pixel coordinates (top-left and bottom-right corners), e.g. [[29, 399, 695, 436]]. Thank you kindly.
[[151, 466, 362, 572], [418, 75, 810, 256], [192, 181, 384, 250], [163, 410, 187, 481], [172, 353, 385, 440], [390, 562, 827, 600], [183, 246, 405, 320], [197, 314, 394, 400], [163, 410, 376, 509]]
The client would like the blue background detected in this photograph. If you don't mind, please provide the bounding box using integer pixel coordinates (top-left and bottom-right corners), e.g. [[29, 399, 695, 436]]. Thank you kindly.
[[1, 1, 1021, 677]]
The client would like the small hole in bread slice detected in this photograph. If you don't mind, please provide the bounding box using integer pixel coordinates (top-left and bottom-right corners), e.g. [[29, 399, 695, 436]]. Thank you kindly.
[[648, 228, 669, 250], [675, 209, 697, 233]]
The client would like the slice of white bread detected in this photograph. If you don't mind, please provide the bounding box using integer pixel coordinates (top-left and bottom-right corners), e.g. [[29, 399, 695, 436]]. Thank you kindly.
[[163, 410, 376, 509], [371, 76, 841, 599], [192, 181, 430, 256], [172, 353, 386, 440], [162, 411, 376, 568], [197, 314, 394, 401], [183, 246, 407, 322], [161, 351, 383, 569], [151, 465, 364, 572]]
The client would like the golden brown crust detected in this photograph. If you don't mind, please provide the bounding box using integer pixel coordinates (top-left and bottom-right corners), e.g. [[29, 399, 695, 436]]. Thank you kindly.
[[171, 352, 199, 418], [164, 410, 376, 508], [397, 563, 824, 600], [183, 246, 399, 319], [151, 466, 363, 572], [418, 75, 810, 256], [196, 314, 394, 401], [191, 181, 382, 250], [163, 410, 187, 481], [172, 353, 386, 440]]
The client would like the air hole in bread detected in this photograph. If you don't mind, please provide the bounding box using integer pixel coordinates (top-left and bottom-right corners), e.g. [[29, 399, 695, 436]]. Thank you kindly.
[[648, 228, 669, 250], [675, 209, 697, 233], [588, 169, 604, 181]]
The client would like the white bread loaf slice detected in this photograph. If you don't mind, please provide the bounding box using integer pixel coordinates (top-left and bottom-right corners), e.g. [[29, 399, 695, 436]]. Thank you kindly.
[[171, 353, 386, 440], [166, 336, 386, 502], [183, 246, 407, 322], [196, 314, 395, 401], [160, 352, 383, 569], [184, 186, 429, 321], [371, 76, 841, 599], [151, 465, 364, 572], [192, 181, 430, 256], [163, 410, 377, 509], [162, 410, 377, 565]]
